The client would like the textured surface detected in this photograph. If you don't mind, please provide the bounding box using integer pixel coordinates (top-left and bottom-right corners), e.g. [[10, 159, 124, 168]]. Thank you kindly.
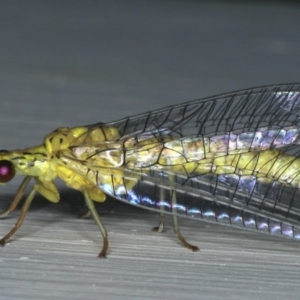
[[1, 1, 300, 299]]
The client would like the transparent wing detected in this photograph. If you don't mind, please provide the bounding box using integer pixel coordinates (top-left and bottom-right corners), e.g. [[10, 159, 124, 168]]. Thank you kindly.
[[69, 83, 300, 240], [104, 83, 300, 145]]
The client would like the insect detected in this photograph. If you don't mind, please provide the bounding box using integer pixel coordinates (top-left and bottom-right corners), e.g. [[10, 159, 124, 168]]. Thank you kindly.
[[1, 83, 300, 258]]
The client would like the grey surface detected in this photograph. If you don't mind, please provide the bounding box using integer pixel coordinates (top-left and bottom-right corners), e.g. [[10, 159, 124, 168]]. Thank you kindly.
[[0, 1, 300, 299]]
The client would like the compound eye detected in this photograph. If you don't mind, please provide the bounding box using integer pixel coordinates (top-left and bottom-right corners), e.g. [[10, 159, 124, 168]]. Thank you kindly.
[[0, 160, 15, 183]]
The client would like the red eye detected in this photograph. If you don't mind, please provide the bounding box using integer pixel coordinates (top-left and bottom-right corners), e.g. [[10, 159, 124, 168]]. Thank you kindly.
[[0, 160, 15, 183]]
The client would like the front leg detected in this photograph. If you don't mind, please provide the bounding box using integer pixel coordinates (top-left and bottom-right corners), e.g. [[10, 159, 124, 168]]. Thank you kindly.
[[0, 183, 37, 246], [0, 176, 32, 218]]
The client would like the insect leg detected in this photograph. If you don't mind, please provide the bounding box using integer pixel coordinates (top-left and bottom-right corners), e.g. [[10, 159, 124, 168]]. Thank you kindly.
[[152, 213, 165, 233], [82, 189, 108, 258], [171, 190, 199, 252], [0, 176, 32, 218], [0, 181, 36, 246], [77, 210, 91, 219], [152, 187, 165, 233]]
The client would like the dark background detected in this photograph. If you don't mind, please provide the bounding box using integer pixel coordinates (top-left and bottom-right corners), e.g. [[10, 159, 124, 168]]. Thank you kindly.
[[0, 1, 300, 299]]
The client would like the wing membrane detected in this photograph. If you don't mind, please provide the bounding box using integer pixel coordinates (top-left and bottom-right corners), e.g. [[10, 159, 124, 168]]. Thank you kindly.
[[67, 84, 300, 239]]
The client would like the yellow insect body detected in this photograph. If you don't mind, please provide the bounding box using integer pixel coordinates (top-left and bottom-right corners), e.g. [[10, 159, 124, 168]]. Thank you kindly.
[[1, 122, 300, 257], [0, 126, 119, 203]]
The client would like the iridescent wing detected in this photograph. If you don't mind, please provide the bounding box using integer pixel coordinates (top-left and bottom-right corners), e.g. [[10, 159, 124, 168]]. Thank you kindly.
[[69, 84, 300, 240]]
